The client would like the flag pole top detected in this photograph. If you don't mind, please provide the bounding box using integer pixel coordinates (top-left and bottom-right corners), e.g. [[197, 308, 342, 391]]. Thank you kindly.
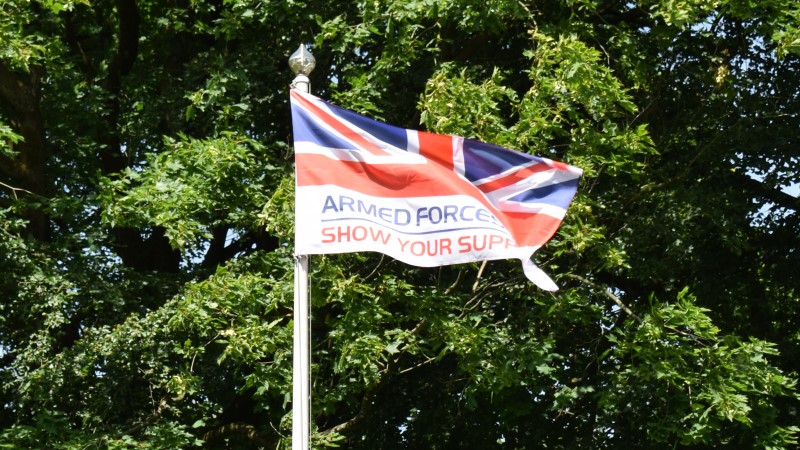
[[289, 44, 315, 93]]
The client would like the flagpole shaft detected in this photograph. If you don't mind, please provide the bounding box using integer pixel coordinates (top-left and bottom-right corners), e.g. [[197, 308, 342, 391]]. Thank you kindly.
[[290, 45, 314, 450], [292, 254, 310, 450]]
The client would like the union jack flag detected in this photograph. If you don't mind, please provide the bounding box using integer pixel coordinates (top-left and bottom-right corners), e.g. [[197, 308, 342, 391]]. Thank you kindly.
[[290, 89, 581, 290]]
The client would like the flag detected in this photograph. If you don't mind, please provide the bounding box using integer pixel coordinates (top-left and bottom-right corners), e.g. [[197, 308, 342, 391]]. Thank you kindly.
[[290, 89, 582, 291]]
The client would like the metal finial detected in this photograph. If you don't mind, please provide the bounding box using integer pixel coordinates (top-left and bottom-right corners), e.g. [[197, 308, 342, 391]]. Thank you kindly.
[[289, 44, 316, 76]]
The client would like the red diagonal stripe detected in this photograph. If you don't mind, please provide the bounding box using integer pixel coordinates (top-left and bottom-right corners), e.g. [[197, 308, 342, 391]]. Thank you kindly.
[[291, 90, 389, 155], [475, 163, 552, 193]]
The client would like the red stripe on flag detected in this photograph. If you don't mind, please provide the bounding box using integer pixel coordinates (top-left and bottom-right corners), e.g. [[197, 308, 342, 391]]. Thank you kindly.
[[296, 154, 468, 198], [291, 90, 389, 156], [476, 163, 552, 193], [417, 131, 454, 171], [549, 159, 572, 171]]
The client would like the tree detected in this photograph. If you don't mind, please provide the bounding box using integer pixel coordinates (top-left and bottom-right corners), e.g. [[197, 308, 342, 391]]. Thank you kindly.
[[1, 0, 799, 448]]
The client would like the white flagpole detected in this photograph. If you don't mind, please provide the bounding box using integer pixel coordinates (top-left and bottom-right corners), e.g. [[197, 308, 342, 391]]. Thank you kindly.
[[289, 44, 315, 450], [292, 254, 310, 450]]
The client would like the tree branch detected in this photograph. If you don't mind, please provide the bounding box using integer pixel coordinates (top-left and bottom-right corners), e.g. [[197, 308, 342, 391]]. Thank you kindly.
[[0, 180, 40, 199], [565, 273, 643, 323], [731, 172, 799, 212], [567, 274, 713, 346]]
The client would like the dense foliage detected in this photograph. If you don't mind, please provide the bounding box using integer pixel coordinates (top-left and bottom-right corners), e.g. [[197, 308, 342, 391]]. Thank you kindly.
[[1, 0, 799, 448]]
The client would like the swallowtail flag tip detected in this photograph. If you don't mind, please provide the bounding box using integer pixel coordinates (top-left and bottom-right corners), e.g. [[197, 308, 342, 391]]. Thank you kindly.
[[290, 88, 581, 291]]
